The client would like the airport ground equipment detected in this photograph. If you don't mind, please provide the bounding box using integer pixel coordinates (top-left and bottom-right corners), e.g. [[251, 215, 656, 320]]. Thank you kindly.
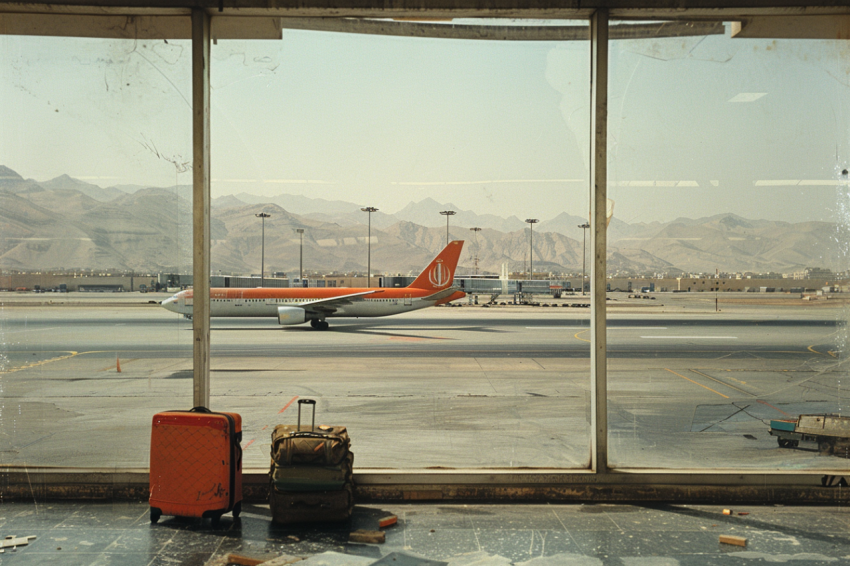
[[269, 399, 354, 524], [769, 414, 850, 455], [149, 408, 243, 525]]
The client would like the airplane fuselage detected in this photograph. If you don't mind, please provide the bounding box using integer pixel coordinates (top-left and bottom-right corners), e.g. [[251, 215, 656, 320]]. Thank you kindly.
[[160, 240, 466, 329], [162, 286, 464, 319]]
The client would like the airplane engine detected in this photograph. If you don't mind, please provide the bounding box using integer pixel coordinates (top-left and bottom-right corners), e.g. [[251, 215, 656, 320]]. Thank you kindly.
[[277, 306, 307, 325]]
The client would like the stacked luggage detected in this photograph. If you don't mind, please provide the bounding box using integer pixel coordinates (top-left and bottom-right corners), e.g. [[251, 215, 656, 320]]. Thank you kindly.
[[268, 399, 354, 524], [149, 407, 243, 525]]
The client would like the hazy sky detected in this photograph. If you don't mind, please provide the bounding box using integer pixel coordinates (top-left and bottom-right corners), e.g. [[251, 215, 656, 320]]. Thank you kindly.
[[2, 22, 848, 224]]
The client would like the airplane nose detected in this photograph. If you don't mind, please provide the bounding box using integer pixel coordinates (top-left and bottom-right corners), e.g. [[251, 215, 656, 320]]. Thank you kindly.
[[161, 296, 177, 312]]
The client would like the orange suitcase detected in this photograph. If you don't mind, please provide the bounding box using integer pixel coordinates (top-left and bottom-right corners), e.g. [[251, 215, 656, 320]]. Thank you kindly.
[[149, 407, 242, 525]]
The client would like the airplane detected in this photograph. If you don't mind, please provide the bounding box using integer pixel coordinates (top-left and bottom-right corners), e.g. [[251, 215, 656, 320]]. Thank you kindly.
[[161, 240, 465, 330]]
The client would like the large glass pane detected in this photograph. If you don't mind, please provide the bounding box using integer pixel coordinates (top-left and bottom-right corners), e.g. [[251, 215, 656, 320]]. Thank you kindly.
[[607, 23, 850, 469], [0, 33, 192, 467], [209, 21, 593, 469]]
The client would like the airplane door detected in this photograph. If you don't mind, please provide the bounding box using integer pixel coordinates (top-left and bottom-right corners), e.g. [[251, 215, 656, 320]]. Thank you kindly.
[[404, 294, 412, 306]]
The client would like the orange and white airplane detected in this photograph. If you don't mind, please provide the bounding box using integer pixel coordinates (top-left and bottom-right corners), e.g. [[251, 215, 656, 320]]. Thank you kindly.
[[161, 241, 465, 330]]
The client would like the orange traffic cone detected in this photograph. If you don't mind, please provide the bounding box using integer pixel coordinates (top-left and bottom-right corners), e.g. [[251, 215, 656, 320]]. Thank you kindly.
[[116, 356, 122, 373]]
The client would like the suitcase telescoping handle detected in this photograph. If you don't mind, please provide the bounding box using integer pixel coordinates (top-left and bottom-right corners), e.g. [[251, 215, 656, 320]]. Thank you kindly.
[[165, 406, 212, 413], [297, 399, 316, 432]]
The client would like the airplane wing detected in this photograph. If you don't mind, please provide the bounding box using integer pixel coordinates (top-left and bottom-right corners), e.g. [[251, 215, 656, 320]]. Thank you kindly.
[[298, 290, 384, 314], [421, 287, 462, 302]]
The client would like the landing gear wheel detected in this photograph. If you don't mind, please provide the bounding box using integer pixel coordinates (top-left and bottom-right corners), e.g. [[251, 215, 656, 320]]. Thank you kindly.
[[778, 438, 791, 448], [150, 508, 161, 524], [232, 501, 241, 518], [311, 320, 329, 330], [819, 439, 834, 455]]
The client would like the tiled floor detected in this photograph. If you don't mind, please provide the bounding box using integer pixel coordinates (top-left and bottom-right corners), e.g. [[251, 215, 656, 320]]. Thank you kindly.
[[0, 501, 849, 565]]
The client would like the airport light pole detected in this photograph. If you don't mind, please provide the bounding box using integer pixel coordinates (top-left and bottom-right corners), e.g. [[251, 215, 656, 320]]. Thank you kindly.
[[578, 222, 590, 295], [255, 212, 271, 287], [295, 228, 305, 282], [470, 227, 482, 275], [525, 219, 539, 281], [440, 210, 456, 247], [361, 207, 378, 284]]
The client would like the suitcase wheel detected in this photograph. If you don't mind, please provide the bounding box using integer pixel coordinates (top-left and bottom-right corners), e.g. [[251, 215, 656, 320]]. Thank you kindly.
[[232, 501, 242, 518], [150, 508, 162, 524]]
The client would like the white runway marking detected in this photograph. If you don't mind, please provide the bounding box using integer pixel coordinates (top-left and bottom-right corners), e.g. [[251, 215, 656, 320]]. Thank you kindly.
[[525, 327, 668, 330], [641, 336, 738, 339], [2, 327, 61, 334]]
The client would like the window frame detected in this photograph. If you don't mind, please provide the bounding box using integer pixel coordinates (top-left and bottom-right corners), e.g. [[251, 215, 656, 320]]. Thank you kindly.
[[1, 1, 848, 502]]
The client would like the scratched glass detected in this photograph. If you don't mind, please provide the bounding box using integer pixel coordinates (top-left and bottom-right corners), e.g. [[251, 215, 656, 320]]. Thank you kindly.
[[210, 21, 594, 469], [606, 22, 850, 469], [0, 35, 192, 467]]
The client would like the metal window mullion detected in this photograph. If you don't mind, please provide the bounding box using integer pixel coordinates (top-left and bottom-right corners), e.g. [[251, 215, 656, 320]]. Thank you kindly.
[[589, 8, 609, 474], [192, 8, 211, 409]]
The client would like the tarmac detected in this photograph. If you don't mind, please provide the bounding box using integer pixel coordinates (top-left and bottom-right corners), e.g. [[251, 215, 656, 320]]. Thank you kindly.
[[0, 291, 848, 471]]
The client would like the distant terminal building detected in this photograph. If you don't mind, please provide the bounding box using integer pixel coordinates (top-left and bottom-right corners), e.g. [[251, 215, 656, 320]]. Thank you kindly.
[[164, 274, 289, 289], [381, 275, 574, 297], [320, 275, 381, 288], [0, 273, 160, 292], [605, 276, 848, 293], [1, 271, 846, 295], [792, 267, 834, 280]]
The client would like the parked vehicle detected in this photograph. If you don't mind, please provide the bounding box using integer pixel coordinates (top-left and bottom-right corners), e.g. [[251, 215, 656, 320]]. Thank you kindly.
[[769, 414, 850, 455]]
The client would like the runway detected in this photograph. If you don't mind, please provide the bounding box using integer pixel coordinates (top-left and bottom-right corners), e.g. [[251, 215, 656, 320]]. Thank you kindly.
[[0, 293, 847, 471], [1, 306, 841, 359]]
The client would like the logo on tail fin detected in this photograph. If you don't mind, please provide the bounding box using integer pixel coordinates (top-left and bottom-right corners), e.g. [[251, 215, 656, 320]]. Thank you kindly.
[[428, 260, 451, 288], [408, 240, 464, 291]]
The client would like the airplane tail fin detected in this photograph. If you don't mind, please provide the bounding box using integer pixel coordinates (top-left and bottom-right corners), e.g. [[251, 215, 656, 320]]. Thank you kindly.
[[408, 240, 465, 291]]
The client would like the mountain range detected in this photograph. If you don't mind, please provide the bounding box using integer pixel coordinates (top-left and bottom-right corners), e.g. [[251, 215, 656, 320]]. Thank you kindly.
[[0, 166, 840, 277]]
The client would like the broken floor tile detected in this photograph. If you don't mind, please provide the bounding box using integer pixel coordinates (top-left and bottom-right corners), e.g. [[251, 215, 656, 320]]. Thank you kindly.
[[371, 551, 448, 566], [446, 550, 513, 566], [296, 551, 377, 566], [514, 553, 603, 566]]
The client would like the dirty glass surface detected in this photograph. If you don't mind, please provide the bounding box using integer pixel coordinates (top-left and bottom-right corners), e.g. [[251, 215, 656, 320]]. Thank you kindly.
[[606, 22, 850, 470], [9, 19, 840, 474], [0, 35, 193, 467], [210, 21, 593, 469]]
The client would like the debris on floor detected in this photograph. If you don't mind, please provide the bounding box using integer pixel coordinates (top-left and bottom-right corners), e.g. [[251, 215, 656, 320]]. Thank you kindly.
[[719, 535, 747, 547], [0, 535, 36, 553], [206, 551, 303, 566], [349, 530, 386, 544], [378, 515, 398, 528], [296, 552, 377, 566], [227, 551, 294, 565], [260, 555, 306, 566]]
